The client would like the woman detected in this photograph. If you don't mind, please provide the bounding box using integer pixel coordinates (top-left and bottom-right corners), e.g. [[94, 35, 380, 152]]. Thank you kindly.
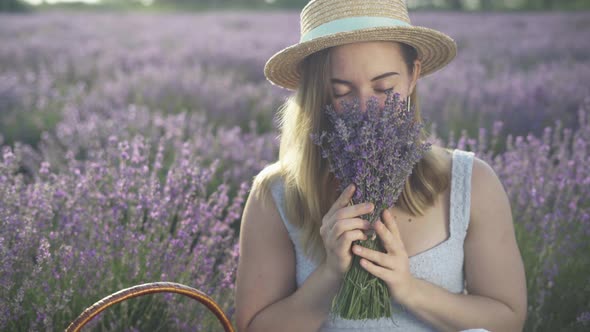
[[235, 0, 527, 331]]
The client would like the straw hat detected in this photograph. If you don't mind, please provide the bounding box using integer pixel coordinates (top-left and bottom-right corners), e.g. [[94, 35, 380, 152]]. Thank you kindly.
[[264, 0, 457, 91]]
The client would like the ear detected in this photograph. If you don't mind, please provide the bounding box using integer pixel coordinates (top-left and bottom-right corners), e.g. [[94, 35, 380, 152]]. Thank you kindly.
[[409, 59, 422, 95]]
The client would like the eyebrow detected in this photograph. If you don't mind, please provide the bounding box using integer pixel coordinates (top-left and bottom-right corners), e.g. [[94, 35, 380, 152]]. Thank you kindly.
[[331, 72, 399, 85]]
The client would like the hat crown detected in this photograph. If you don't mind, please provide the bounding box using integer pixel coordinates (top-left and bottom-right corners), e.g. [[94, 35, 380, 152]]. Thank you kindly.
[[264, 0, 456, 90], [301, 0, 411, 36]]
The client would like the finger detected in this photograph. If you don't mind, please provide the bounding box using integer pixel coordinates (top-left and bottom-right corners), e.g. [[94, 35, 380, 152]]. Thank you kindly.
[[373, 219, 398, 254], [326, 183, 356, 219], [381, 209, 406, 254], [352, 244, 392, 269], [332, 218, 371, 239], [359, 257, 391, 281], [331, 202, 374, 231], [337, 230, 368, 255]]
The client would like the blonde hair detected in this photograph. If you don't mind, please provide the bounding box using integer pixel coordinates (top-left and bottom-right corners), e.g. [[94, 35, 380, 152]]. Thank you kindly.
[[252, 42, 451, 265]]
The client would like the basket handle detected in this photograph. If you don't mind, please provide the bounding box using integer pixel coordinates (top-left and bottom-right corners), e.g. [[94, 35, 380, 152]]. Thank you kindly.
[[65, 282, 235, 332]]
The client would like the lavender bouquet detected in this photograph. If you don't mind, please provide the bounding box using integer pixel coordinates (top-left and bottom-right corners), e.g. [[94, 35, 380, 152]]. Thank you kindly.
[[311, 91, 432, 320]]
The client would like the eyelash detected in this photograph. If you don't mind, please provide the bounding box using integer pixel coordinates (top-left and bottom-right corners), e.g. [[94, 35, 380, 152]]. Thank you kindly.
[[334, 88, 394, 98]]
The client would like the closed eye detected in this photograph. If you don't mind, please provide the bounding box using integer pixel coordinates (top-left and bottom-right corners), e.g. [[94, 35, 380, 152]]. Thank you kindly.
[[333, 88, 393, 98], [376, 88, 394, 94]]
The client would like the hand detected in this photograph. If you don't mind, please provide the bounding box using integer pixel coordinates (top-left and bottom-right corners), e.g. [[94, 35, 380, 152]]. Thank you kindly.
[[351, 208, 418, 307], [320, 183, 374, 278]]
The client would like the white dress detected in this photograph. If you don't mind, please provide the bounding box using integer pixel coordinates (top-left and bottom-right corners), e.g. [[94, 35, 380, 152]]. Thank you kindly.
[[270, 149, 490, 331]]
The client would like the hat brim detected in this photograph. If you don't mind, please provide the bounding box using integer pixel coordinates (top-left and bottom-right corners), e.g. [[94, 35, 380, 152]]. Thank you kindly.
[[264, 25, 457, 91]]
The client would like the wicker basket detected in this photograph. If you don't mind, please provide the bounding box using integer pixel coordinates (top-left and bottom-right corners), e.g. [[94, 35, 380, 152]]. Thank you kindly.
[[66, 282, 235, 332]]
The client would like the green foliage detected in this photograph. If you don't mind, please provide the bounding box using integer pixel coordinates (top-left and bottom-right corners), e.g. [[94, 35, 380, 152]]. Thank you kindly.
[[0, 0, 30, 12], [0, 109, 62, 148], [269, 0, 308, 9], [517, 220, 590, 331]]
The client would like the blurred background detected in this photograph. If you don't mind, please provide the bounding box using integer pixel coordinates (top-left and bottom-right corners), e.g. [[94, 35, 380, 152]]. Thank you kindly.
[[1, 0, 589, 331], [2, 0, 590, 11]]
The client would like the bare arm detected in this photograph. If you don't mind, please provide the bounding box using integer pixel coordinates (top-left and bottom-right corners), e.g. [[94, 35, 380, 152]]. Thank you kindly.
[[401, 157, 528, 331], [234, 183, 339, 332], [240, 262, 343, 332], [235, 181, 372, 332]]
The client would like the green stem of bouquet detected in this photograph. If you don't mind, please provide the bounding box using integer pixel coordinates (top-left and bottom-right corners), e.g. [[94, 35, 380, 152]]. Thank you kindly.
[[330, 209, 399, 320]]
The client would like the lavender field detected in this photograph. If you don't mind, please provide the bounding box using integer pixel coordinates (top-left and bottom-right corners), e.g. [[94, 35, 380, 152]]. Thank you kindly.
[[1, 10, 589, 331]]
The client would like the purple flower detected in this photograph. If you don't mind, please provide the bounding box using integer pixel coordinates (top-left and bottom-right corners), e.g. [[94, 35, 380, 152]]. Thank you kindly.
[[312, 91, 432, 225], [311, 91, 432, 320]]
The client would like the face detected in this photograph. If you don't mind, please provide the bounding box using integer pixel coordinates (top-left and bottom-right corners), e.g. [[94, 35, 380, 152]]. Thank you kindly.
[[329, 41, 421, 113]]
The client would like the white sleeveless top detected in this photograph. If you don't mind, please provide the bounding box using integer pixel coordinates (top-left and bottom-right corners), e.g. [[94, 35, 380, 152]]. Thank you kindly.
[[269, 149, 476, 331]]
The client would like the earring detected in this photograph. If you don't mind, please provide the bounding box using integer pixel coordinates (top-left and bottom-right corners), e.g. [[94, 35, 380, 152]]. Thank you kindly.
[[407, 96, 411, 113]]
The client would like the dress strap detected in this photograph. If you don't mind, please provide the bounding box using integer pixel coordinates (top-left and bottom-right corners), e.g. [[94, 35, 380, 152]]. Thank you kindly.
[[269, 177, 298, 236], [450, 149, 475, 237]]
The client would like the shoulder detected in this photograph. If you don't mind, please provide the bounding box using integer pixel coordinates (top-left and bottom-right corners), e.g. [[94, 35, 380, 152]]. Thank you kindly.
[[469, 154, 510, 225], [241, 161, 293, 257], [442, 148, 511, 229], [465, 153, 518, 248], [463, 153, 528, 324], [235, 162, 296, 330], [251, 161, 285, 210]]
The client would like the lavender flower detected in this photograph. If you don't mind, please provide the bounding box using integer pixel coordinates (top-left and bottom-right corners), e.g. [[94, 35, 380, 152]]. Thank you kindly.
[[311, 91, 432, 320], [1, 11, 589, 330], [0, 136, 248, 331]]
